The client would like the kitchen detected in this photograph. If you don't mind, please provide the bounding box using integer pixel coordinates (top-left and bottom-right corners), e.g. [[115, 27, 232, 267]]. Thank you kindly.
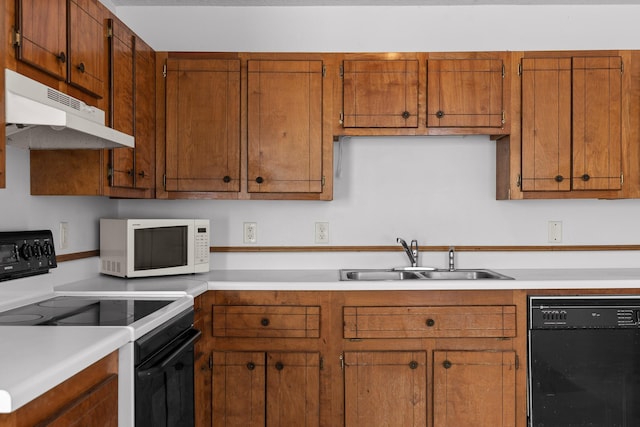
[[3, 0, 640, 426]]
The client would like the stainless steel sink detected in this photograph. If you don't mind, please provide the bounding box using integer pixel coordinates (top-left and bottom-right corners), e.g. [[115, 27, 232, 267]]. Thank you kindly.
[[339, 268, 513, 281]]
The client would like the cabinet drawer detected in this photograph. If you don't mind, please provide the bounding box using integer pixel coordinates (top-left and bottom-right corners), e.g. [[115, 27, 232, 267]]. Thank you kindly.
[[213, 305, 320, 338], [343, 305, 516, 339]]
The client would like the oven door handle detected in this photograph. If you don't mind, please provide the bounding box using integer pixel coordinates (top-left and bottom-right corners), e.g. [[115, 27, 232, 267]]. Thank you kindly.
[[137, 328, 201, 379]]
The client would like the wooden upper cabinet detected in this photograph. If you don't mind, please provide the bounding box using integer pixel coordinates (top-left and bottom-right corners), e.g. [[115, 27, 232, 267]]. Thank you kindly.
[[108, 18, 135, 190], [15, 0, 67, 80], [165, 58, 241, 193], [521, 56, 622, 193], [433, 350, 516, 427], [67, 0, 105, 98], [342, 60, 419, 128], [344, 351, 427, 427], [427, 58, 504, 128], [247, 60, 324, 193], [132, 38, 156, 192]]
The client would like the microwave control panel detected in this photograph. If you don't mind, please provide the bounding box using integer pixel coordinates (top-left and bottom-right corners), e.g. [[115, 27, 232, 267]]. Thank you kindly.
[[194, 220, 210, 266]]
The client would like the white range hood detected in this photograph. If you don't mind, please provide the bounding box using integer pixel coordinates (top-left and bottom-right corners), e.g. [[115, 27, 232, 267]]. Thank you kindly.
[[4, 69, 134, 149]]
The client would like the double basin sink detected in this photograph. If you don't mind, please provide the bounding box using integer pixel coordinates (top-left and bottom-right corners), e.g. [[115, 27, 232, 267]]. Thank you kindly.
[[340, 268, 513, 281]]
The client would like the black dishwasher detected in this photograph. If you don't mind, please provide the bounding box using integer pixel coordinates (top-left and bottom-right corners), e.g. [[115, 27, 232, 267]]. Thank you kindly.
[[528, 296, 640, 427]]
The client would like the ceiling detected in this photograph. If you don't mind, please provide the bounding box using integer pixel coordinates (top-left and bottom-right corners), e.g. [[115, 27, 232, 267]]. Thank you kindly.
[[109, 0, 640, 5]]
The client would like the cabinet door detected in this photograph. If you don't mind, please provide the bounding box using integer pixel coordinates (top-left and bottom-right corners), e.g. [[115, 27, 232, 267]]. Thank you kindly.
[[247, 60, 324, 193], [165, 58, 241, 192], [521, 58, 572, 191], [132, 38, 156, 191], [266, 352, 320, 427], [433, 350, 516, 427], [427, 59, 504, 128], [109, 19, 135, 189], [572, 56, 622, 191], [342, 60, 419, 128], [68, 0, 105, 98], [344, 351, 427, 427], [213, 352, 265, 427], [15, 0, 67, 80]]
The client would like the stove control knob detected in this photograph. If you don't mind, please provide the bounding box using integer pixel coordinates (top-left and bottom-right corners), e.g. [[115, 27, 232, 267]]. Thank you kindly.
[[20, 243, 34, 260], [42, 242, 54, 256], [33, 243, 43, 258]]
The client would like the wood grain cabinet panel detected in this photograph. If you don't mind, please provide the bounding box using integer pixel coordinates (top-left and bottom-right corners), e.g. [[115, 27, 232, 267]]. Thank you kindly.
[[521, 56, 622, 193], [433, 350, 516, 427], [344, 305, 516, 339], [165, 58, 241, 192], [67, 0, 105, 98], [342, 60, 419, 128], [213, 305, 320, 338], [247, 59, 324, 193], [343, 351, 427, 427], [427, 58, 504, 128]]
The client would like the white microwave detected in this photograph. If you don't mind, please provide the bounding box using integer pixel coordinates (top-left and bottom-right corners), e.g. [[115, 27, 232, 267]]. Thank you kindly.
[[99, 218, 210, 278]]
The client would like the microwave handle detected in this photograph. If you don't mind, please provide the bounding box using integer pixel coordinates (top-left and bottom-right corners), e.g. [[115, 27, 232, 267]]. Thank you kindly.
[[137, 328, 201, 379]]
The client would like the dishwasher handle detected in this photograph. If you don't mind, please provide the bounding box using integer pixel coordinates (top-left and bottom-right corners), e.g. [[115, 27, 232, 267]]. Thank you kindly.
[[137, 328, 201, 378]]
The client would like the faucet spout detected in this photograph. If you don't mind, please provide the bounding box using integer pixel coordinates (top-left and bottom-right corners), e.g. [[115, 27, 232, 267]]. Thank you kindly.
[[397, 237, 419, 268]]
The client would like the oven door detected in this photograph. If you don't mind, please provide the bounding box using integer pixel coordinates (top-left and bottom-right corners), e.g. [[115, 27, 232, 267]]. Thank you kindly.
[[529, 328, 640, 427], [135, 327, 201, 427]]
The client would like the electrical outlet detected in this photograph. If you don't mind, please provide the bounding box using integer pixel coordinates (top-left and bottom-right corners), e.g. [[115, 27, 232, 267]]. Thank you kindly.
[[59, 222, 69, 249], [243, 222, 257, 244], [548, 221, 562, 243], [315, 222, 329, 244]]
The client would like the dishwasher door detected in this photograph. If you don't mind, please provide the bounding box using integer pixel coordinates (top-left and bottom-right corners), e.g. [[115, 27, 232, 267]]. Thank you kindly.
[[529, 298, 640, 427]]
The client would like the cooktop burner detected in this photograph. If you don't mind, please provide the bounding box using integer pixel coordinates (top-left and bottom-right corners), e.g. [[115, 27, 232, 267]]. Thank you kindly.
[[0, 296, 173, 326]]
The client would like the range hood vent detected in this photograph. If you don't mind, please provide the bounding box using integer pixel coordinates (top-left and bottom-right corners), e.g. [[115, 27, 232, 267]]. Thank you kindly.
[[4, 69, 134, 149]]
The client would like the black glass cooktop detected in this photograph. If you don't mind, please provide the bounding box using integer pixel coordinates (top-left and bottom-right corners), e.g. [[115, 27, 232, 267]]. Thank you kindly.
[[0, 296, 173, 326]]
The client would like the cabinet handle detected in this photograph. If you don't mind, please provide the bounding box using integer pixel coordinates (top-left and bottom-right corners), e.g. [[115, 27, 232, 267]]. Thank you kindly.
[[401, 111, 411, 119], [256, 176, 264, 184], [554, 175, 564, 183], [56, 52, 66, 63], [77, 62, 85, 73], [127, 169, 133, 176], [408, 361, 419, 370], [426, 318, 435, 327], [223, 175, 231, 183], [138, 171, 146, 178], [275, 362, 284, 371], [436, 110, 445, 118], [582, 174, 590, 181], [443, 360, 452, 369], [246, 362, 255, 371], [260, 318, 270, 327]]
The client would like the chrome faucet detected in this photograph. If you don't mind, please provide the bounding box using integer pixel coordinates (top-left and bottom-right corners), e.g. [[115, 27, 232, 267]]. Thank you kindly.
[[448, 246, 455, 271], [397, 238, 419, 268]]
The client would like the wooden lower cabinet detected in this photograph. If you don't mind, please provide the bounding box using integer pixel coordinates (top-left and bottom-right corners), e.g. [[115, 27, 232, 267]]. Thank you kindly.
[[195, 290, 525, 427]]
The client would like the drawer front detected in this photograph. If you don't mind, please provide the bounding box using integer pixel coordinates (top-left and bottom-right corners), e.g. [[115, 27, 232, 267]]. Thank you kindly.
[[213, 305, 320, 338], [344, 305, 516, 339]]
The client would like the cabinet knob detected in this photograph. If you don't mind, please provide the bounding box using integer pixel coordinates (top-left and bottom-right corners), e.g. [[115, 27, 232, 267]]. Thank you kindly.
[[581, 174, 590, 181], [260, 318, 270, 327], [127, 169, 134, 176], [223, 175, 231, 183], [443, 360, 452, 369], [554, 175, 564, 183], [436, 110, 445, 119], [256, 176, 264, 184], [275, 362, 284, 371], [246, 362, 255, 371], [426, 318, 435, 327], [401, 111, 411, 119], [408, 361, 419, 370], [77, 62, 85, 73], [138, 170, 146, 178], [56, 52, 66, 64]]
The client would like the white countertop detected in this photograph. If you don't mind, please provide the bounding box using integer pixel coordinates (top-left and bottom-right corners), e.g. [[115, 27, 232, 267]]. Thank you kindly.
[[0, 326, 130, 413]]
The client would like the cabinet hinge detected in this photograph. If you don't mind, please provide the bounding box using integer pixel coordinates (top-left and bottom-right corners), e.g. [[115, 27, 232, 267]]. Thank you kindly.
[[163, 174, 167, 189], [320, 356, 324, 371], [502, 64, 505, 78], [517, 62, 522, 76], [502, 110, 506, 124], [322, 65, 326, 78], [339, 112, 344, 125], [106, 20, 113, 38], [163, 63, 167, 78], [339, 64, 344, 78], [12, 28, 21, 47], [209, 354, 213, 370], [339, 353, 345, 370], [516, 173, 522, 188], [515, 354, 520, 370], [322, 176, 326, 187], [621, 62, 624, 75], [621, 173, 624, 186]]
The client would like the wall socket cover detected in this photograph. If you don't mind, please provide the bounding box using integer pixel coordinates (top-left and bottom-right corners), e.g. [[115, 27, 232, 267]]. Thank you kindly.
[[243, 222, 257, 244], [548, 221, 562, 243], [315, 222, 329, 244]]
